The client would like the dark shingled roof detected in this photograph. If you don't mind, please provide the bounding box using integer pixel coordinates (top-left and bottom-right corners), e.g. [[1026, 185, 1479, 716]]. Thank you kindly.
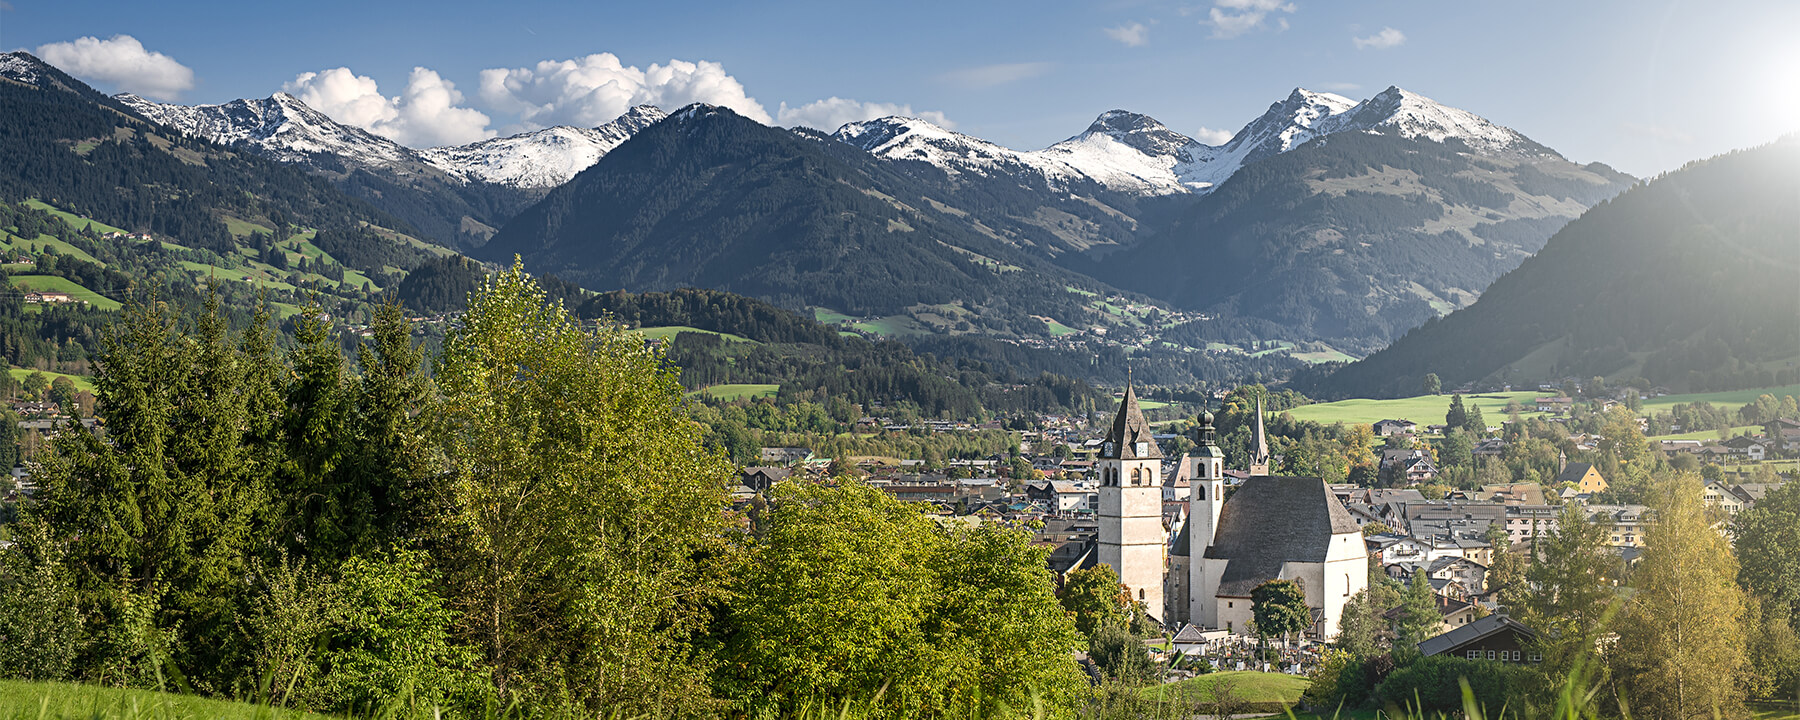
[[1203, 476, 1361, 597], [1103, 384, 1162, 460], [1417, 614, 1538, 657]]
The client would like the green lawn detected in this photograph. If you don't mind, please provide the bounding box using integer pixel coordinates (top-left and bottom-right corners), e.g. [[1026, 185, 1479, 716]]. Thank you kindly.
[[1140, 670, 1308, 705], [10, 275, 122, 311], [1653, 424, 1765, 442], [221, 215, 273, 238], [812, 307, 856, 324], [691, 384, 779, 401], [1286, 391, 1548, 428], [1044, 318, 1079, 336], [9, 367, 96, 393], [635, 325, 757, 344], [23, 199, 126, 236], [1641, 384, 1800, 415], [0, 230, 103, 266], [0, 680, 332, 720]]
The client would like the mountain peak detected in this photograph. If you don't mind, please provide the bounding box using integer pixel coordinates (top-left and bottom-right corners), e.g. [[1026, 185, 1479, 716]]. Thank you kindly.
[[418, 104, 671, 189], [1322, 86, 1543, 155]]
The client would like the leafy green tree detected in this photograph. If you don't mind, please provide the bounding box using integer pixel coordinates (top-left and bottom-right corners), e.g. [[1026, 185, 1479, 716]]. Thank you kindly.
[[47, 376, 76, 411], [1734, 481, 1800, 623], [1058, 564, 1133, 641], [22, 370, 47, 400], [1422, 373, 1441, 396], [1612, 473, 1747, 720], [1251, 579, 1311, 645], [717, 481, 1082, 717], [431, 263, 734, 715]]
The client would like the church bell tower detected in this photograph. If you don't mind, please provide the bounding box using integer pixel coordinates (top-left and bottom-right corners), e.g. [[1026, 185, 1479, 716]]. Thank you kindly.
[[1098, 381, 1166, 623]]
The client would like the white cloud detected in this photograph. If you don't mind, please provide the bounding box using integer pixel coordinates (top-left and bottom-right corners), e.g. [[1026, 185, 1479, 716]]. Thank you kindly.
[[284, 67, 494, 147], [36, 34, 194, 100], [1206, 0, 1296, 39], [1193, 126, 1236, 145], [1352, 27, 1406, 50], [1104, 22, 1149, 47], [939, 62, 1052, 90], [777, 97, 954, 131], [477, 53, 771, 130]]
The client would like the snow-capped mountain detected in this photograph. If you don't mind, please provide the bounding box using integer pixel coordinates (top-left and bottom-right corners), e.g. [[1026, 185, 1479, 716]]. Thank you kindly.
[[117, 91, 418, 168], [838, 86, 1541, 197], [832, 116, 1087, 188], [420, 106, 667, 189], [1314, 86, 1539, 155]]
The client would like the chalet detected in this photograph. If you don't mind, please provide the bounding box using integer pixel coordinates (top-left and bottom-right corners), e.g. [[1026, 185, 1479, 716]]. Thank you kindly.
[[1504, 505, 1560, 544], [758, 447, 814, 466], [1536, 397, 1573, 414], [1552, 462, 1608, 494], [1374, 419, 1418, 437], [1402, 456, 1438, 483], [738, 467, 791, 494], [1588, 504, 1650, 548], [1425, 556, 1489, 595], [1658, 439, 1704, 457], [1720, 435, 1769, 462], [1472, 438, 1510, 459], [23, 291, 76, 304], [1702, 480, 1748, 514], [1417, 615, 1542, 663]]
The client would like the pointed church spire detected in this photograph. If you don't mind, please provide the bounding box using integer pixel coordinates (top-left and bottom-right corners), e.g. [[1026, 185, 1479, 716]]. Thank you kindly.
[[1104, 381, 1162, 460], [1249, 395, 1271, 476]]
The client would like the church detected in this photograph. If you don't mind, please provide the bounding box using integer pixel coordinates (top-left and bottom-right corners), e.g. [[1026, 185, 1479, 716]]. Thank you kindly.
[[1096, 385, 1368, 639]]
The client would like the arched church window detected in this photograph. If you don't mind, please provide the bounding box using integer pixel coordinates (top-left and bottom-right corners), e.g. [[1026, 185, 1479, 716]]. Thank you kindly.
[[1131, 468, 1142, 485], [1197, 486, 1206, 501], [1344, 574, 1352, 596]]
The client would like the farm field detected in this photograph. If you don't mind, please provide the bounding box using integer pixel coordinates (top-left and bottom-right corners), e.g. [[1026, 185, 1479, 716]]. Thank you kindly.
[[1285, 391, 1548, 428], [8, 367, 95, 393], [8, 274, 122, 311], [1640, 384, 1800, 415], [23, 199, 126, 236], [636, 325, 757, 344], [691, 384, 779, 401]]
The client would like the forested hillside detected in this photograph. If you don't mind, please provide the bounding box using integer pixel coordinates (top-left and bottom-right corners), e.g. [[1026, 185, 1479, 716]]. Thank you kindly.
[[1311, 136, 1800, 398], [579, 288, 1106, 418], [482, 105, 1106, 338]]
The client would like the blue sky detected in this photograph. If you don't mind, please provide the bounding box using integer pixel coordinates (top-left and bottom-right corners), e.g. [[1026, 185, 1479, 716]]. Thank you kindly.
[[5, 0, 1797, 176]]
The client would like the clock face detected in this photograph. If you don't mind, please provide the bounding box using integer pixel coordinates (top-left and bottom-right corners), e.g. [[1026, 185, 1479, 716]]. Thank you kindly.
[[1135, 442, 1148, 456], [1103, 442, 1114, 456]]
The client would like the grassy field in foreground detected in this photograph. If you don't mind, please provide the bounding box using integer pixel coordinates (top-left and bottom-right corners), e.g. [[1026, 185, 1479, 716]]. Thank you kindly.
[[1285, 391, 1548, 429], [0, 680, 332, 720], [1139, 670, 1308, 705], [691, 384, 779, 401]]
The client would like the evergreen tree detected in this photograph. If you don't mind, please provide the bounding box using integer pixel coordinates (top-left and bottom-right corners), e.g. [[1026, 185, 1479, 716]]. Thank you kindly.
[[1446, 394, 1467, 430], [1393, 572, 1441, 656], [1519, 504, 1617, 674]]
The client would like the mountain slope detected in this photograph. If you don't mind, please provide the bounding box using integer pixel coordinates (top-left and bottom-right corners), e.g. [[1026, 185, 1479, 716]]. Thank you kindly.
[[1310, 136, 1800, 397], [0, 51, 413, 253], [1091, 124, 1632, 354], [114, 89, 536, 250], [482, 104, 1106, 335]]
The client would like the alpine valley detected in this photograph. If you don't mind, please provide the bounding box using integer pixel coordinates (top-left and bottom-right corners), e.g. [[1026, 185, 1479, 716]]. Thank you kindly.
[[0, 48, 1635, 379]]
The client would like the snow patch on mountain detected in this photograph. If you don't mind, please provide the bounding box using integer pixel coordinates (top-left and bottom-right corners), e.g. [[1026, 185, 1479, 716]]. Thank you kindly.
[[0, 51, 46, 86], [834, 116, 1085, 187], [1318, 86, 1537, 154], [117, 91, 414, 167], [420, 105, 666, 188]]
